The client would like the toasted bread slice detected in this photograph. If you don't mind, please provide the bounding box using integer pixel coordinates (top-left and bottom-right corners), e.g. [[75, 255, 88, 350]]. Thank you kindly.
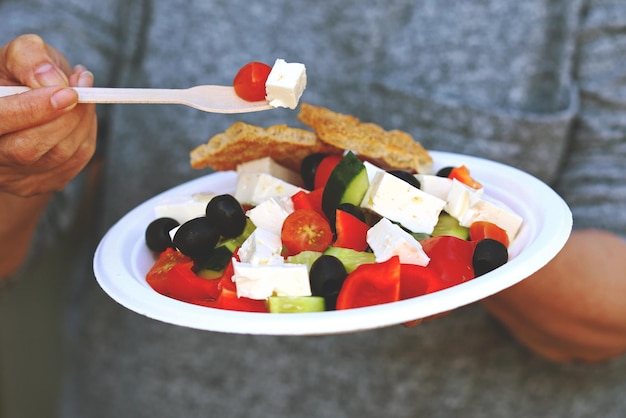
[[190, 121, 341, 172], [297, 103, 433, 173]]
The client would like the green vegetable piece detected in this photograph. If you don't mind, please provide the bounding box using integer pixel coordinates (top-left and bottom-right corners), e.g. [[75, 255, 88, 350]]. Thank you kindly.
[[267, 296, 326, 313], [432, 213, 469, 240], [321, 151, 369, 224], [323, 246, 376, 273], [286, 250, 323, 271]]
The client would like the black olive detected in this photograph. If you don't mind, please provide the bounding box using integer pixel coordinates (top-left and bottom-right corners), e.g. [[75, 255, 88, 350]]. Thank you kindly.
[[472, 238, 509, 277], [300, 153, 328, 190], [337, 203, 366, 222], [309, 255, 347, 310], [436, 166, 454, 178], [173, 217, 220, 259], [205, 194, 247, 238], [145, 217, 180, 252], [387, 170, 421, 188]]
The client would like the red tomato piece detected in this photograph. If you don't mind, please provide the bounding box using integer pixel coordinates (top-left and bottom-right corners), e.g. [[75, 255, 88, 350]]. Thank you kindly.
[[291, 188, 325, 217], [469, 221, 510, 248], [420, 235, 476, 290], [216, 257, 237, 293], [146, 248, 222, 303], [333, 209, 370, 251], [146, 248, 190, 293], [281, 209, 333, 256], [449, 165, 482, 190], [336, 256, 401, 310], [233, 61, 272, 102], [314, 154, 343, 190]]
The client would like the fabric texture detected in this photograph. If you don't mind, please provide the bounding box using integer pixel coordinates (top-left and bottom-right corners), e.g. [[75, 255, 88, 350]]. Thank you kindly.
[[2, 0, 626, 417]]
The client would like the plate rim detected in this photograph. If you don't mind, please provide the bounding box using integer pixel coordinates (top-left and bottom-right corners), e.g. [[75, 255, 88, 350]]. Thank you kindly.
[[93, 151, 572, 335]]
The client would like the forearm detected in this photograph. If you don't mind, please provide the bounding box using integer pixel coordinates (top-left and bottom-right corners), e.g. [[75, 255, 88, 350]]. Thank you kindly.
[[0, 191, 51, 279], [482, 229, 626, 362]]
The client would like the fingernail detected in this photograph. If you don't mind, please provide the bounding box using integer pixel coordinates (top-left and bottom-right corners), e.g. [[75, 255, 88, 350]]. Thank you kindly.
[[77, 70, 94, 87], [51, 88, 78, 110], [34, 63, 68, 87]]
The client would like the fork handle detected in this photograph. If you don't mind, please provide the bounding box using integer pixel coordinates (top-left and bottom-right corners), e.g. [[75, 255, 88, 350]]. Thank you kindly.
[[0, 86, 185, 105]]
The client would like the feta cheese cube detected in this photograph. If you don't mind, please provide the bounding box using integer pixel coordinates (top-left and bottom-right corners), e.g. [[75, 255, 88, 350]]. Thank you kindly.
[[245, 196, 294, 236], [366, 218, 430, 266], [360, 171, 446, 234], [444, 179, 484, 219], [265, 59, 307, 109], [363, 160, 385, 184], [235, 172, 305, 206], [415, 174, 453, 201], [237, 228, 284, 265], [236, 157, 302, 186], [232, 261, 311, 299], [153, 192, 216, 224], [445, 179, 523, 242]]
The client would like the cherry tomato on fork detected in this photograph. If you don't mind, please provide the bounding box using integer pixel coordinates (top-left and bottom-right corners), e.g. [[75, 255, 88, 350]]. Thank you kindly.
[[233, 61, 272, 101]]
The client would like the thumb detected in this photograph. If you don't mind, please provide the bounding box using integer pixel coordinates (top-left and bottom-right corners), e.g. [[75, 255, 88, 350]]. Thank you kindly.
[[1, 34, 71, 88]]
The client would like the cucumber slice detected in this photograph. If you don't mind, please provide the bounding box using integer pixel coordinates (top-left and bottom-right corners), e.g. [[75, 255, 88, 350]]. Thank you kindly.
[[195, 245, 233, 275], [267, 296, 326, 313], [195, 219, 256, 275], [322, 152, 369, 223], [286, 250, 323, 271], [432, 213, 469, 240], [323, 246, 376, 273], [219, 218, 256, 252]]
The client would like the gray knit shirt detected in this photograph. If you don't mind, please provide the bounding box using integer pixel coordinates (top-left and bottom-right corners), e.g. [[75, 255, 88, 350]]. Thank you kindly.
[[3, 0, 626, 417]]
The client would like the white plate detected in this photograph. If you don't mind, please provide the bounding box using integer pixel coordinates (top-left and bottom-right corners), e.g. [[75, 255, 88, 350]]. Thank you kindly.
[[93, 151, 572, 335]]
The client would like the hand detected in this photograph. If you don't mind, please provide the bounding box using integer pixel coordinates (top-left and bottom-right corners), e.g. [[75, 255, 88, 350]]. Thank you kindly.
[[0, 34, 98, 278], [0, 34, 97, 197], [482, 229, 626, 362]]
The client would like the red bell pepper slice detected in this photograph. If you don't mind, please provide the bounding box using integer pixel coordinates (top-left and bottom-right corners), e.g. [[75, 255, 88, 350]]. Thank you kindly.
[[400, 264, 440, 299], [469, 221, 509, 248], [420, 236, 476, 290], [449, 165, 482, 190], [336, 256, 401, 310], [314, 154, 343, 189], [333, 209, 370, 251], [215, 288, 268, 312], [291, 188, 325, 217]]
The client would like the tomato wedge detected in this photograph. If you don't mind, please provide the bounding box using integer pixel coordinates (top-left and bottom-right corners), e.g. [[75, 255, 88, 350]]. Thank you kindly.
[[333, 209, 370, 251], [336, 256, 401, 310], [233, 61, 272, 102], [448, 165, 482, 189], [146, 248, 222, 303], [281, 209, 333, 256], [420, 236, 476, 290], [469, 221, 509, 248]]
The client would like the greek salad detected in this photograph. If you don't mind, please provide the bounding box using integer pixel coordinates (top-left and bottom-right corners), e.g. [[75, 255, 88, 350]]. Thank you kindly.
[[144, 151, 523, 313]]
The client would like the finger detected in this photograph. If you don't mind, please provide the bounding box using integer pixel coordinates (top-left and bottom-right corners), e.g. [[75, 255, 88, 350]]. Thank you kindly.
[[0, 101, 94, 169], [0, 121, 97, 197], [68, 65, 94, 88], [1, 34, 71, 87], [0, 87, 78, 134], [402, 319, 423, 328], [35, 109, 97, 169]]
